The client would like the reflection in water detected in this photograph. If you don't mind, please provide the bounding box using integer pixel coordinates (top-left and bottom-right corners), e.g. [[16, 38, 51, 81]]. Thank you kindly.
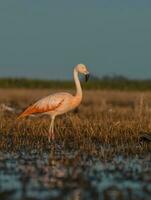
[[0, 148, 150, 200]]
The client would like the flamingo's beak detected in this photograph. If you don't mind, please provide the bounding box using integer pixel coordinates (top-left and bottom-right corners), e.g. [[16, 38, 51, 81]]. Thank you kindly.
[[85, 73, 90, 82]]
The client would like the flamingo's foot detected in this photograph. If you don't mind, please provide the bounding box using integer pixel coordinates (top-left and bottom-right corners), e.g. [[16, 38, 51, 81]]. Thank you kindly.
[[48, 132, 55, 143]]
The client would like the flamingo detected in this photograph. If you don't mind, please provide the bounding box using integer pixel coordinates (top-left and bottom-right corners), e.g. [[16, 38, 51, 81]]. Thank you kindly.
[[17, 64, 90, 141]]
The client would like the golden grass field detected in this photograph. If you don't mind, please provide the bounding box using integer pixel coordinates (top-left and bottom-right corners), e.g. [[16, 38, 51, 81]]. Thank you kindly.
[[0, 88, 151, 157]]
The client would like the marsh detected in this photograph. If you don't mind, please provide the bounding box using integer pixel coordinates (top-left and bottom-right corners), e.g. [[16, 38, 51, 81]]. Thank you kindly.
[[0, 89, 150, 199]]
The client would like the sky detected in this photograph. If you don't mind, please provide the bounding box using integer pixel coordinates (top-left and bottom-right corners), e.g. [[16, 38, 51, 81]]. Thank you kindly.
[[0, 0, 151, 80]]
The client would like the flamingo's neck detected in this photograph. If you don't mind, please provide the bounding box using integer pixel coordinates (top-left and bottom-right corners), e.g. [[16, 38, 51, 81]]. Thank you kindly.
[[73, 68, 82, 98]]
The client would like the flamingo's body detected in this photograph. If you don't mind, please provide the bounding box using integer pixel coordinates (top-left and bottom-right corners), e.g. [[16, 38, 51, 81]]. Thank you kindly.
[[18, 64, 90, 141]]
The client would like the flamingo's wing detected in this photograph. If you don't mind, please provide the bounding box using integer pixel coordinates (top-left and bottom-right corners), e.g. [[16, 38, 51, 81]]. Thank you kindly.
[[17, 94, 64, 119]]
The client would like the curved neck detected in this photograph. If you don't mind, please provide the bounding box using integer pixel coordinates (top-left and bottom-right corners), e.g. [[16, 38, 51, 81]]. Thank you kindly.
[[73, 68, 82, 98]]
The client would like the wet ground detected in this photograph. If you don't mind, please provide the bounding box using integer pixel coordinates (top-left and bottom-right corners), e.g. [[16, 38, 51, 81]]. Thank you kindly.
[[0, 145, 151, 200]]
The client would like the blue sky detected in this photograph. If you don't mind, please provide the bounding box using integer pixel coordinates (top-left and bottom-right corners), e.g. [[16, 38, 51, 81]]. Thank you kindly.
[[0, 0, 151, 79]]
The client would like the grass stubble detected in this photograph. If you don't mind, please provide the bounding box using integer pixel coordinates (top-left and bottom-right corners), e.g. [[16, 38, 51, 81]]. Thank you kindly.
[[0, 88, 150, 159]]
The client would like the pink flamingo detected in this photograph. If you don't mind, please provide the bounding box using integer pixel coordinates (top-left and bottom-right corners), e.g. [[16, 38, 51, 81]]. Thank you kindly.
[[18, 64, 90, 141]]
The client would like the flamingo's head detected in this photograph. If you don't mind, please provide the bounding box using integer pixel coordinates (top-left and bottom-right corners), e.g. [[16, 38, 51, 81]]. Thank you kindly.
[[76, 64, 90, 82]]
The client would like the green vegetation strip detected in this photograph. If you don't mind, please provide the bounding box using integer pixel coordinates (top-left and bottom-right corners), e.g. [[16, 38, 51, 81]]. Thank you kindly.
[[1, 78, 151, 90]]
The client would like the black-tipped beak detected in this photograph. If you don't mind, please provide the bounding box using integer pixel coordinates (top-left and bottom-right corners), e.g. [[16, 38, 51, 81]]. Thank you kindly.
[[85, 73, 90, 82]]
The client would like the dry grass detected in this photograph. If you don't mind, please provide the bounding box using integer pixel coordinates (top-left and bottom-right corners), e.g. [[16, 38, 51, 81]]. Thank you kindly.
[[0, 88, 151, 158]]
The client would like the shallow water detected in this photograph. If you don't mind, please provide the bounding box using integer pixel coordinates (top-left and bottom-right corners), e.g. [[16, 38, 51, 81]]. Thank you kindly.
[[0, 148, 150, 200]]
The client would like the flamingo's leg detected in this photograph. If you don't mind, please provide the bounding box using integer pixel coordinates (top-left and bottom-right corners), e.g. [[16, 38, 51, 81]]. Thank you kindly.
[[48, 116, 55, 142]]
